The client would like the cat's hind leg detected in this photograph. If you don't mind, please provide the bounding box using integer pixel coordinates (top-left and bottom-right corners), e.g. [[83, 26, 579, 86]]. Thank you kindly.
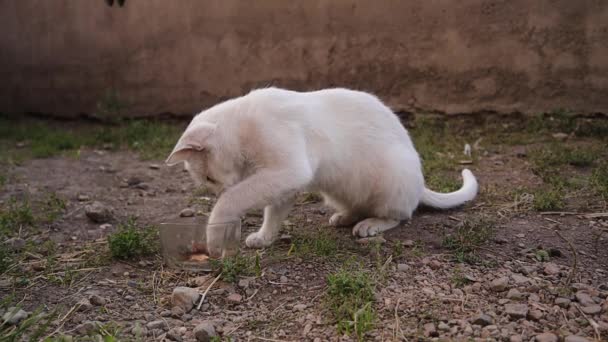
[[352, 218, 400, 237]]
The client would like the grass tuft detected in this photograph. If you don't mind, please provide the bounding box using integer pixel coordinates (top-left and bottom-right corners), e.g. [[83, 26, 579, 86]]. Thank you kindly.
[[532, 188, 564, 211], [442, 217, 494, 264], [326, 267, 375, 340], [0, 198, 34, 237], [107, 218, 158, 260]]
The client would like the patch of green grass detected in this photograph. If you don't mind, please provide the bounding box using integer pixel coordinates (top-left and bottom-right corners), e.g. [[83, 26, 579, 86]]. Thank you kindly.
[[592, 162, 608, 199], [107, 218, 158, 260], [532, 188, 564, 211], [0, 247, 10, 274], [535, 249, 550, 262], [451, 268, 472, 288], [290, 230, 338, 257], [326, 268, 375, 340], [0, 298, 56, 342], [0, 198, 34, 237], [442, 217, 494, 264], [210, 253, 260, 283], [41, 192, 66, 222]]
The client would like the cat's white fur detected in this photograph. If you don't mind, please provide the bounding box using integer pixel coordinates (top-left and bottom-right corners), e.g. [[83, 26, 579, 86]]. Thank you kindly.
[[166, 87, 478, 256]]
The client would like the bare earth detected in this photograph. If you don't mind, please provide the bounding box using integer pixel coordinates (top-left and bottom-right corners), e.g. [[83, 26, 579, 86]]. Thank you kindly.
[[1, 115, 607, 342]]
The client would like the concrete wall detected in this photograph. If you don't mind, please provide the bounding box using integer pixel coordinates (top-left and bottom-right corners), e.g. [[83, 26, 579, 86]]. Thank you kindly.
[[1, 0, 607, 118]]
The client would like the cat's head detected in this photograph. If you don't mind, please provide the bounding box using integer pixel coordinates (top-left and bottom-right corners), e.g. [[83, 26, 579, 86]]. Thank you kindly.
[[166, 119, 242, 195]]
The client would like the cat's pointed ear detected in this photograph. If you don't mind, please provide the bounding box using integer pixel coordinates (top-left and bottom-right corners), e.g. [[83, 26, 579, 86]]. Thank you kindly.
[[165, 122, 216, 166]]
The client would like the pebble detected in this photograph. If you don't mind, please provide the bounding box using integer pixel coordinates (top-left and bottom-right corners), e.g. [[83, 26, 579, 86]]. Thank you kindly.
[[293, 304, 307, 311], [504, 303, 528, 319], [238, 279, 250, 289], [99, 223, 112, 230], [226, 293, 243, 303], [552, 132, 569, 140], [146, 320, 167, 330], [166, 327, 183, 341], [423, 322, 437, 337], [528, 309, 543, 321], [89, 295, 107, 306], [302, 323, 312, 336], [535, 332, 558, 342], [171, 306, 185, 318], [172, 287, 201, 313], [543, 262, 560, 275], [581, 304, 602, 315], [490, 277, 509, 292], [402, 239, 415, 247], [2, 307, 29, 325], [193, 321, 217, 342], [149, 164, 161, 170], [84, 201, 113, 223], [77, 298, 93, 312], [438, 322, 450, 331], [77, 194, 90, 202], [471, 313, 493, 327], [75, 321, 97, 335], [575, 292, 595, 306], [397, 263, 410, 272], [179, 208, 195, 217], [555, 297, 571, 308], [280, 275, 288, 283], [506, 288, 524, 300], [564, 336, 590, 342]]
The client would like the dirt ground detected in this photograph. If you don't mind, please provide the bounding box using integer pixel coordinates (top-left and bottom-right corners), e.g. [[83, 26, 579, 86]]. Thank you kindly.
[[1, 113, 607, 342]]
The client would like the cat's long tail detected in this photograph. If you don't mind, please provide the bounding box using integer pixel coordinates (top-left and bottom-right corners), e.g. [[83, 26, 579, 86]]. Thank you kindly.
[[420, 169, 478, 209]]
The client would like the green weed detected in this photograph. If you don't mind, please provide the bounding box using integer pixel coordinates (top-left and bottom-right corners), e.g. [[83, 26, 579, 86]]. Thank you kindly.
[[326, 268, 375, 340], [533, 188, 564, 211], [0, 298, 56, 342], [451, 268, 472, 288], [592, 162, 608, 199], [290, 230, 338, 257], [210, 254, 259, 283], [42, 192, 66, 222], [0, 198, 34, 236], [442, 217, 494, 264], [107, 218, 158, 260]]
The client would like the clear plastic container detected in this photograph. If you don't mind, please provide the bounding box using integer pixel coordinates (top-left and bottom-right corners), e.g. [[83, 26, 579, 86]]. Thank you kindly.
[[159, 218, 241, 271]]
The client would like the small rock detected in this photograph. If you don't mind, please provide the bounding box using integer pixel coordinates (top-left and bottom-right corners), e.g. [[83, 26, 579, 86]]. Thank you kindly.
[[293, 304, 307, 311], [507, 288, 524, 300], [397, 263, 410, 272], [149, 164, 161, 170], [555, 297, 571, 308], [131, 324, 147, 336], [76, 298, 93, 312], [575, 292, 596, 307], [99, 223, 112, 230], [438, 322, 450, 331], [146, 320, 167, 330], [279, 275, 288, 283], [428, 260, 442, 270], [126, 176, 143, 186], [514, 147, 527, 158], [528, 309, 543, 321], [512, 274, 531, 284], [238, 279, 250, 289], [581, 305, 602, 315], [226, 293, 243, 303], [423, 322, 437, 337], [167, 328, 183, 341], [356, 236, 386, 245], [89, 295, 107, 306], [552, 132, 569, 140], [4, 237, 26, 252], [172, 287, 201, 313], [510, 335, 523, 342], [190, 275, 210, 287], [171, 306, 185, 318], [160, 310, 172, 317], [84, 201, 113, 223], [471, 313, 493, 327], [402, 239, 415, 247], [504, 303, 528, 319], [564, 336, 590, 342], [179, 208, 195, 217], [543, 262, 560, 275], [77, 194, 90, 202], [515, 233, 526, 238], [302, 323, 312, 336], [2, 307, 28, 325], [535, 332, 558, 342], [193, 321, 217, 342], [490, 277, 509, 292], [75, 321, 97, 335]]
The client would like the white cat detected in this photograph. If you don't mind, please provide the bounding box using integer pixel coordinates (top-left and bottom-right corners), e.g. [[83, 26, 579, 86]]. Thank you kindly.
[[166, 87, 478, 257]]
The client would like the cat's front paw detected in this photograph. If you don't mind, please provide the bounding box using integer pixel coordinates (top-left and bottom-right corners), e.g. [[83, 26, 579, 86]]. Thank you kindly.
[[245, 232, 273, 249]]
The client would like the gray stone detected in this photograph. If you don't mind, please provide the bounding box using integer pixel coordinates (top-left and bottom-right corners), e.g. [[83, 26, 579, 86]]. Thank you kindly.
[[535, 332, 558, 342], [438, 322, 450, 331], [2, 307, 29, 325], [423, 322, 437, 337], [490, 277, 509, 292], [504, 303, 528, 319], [543, 262, 560, 275], [89, 294, 107, 306], [471, 313, 494, 327], [528, 309, 543, 321], [506, 288, 524, 300], [238, 278, 250, 289], [564, 336, 590, 342], [226, 293, 242, 303], [76, 298, 93, 312], [179, 208, 195, 217], [575, 292, 596, 306], [293, 304, 307, 311], [75, 321, 98, 335], [581, 304, 602, 315], [77, 194, 90, 202], [172, 286, 201, 313], [149, 164, 161, 170], [166, 327, 183, 341], [84, 201, 113, 223], [171, 306, 185, 318], [193, 321, 217, 342], [397, 263, 410, 272], [146, 320, 167, 330]]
